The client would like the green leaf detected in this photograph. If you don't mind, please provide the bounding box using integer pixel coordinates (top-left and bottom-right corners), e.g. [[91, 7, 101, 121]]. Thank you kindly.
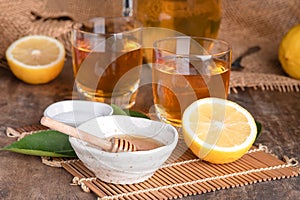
[[123, 110, 150, 119], [111, 104, 128, 115], [255, 121, 262, 141], [1, 130, 77, 158], [111, 104, 150, 119]]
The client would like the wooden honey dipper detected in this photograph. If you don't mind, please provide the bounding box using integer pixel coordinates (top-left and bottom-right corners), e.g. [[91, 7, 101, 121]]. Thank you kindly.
[[40, 116, 137, 152]]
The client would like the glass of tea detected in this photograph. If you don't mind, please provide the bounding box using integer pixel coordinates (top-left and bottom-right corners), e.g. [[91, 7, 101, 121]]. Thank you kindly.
[[134, 0, 222, 64], [134, 0, 221, 39], [71, 17, 143, 109], [152, 37, 232, 127]]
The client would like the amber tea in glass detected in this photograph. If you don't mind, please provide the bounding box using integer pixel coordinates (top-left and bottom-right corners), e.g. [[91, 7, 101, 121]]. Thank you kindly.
[[134, 0, 222, 63], [135, 0, 221, 38], [152, 37, 231, 126], [72, 17, 142, 108]]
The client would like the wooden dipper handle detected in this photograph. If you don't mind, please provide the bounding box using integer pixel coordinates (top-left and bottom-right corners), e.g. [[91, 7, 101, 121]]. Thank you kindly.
[[41, 116, 114, 152]]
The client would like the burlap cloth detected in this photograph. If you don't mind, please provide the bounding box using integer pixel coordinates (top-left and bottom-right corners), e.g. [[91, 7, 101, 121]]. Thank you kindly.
[[1, 0, 300, 92]]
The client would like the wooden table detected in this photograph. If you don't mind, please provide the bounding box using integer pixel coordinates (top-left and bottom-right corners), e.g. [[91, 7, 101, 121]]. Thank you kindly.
[[0, 58, 299, 200]]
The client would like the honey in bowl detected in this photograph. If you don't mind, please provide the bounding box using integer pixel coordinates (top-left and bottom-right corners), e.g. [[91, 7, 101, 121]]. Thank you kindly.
[[109, 135, 164, 151]]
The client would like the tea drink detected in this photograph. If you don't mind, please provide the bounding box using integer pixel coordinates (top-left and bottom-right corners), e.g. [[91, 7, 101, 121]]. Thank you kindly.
[[71, 17, 142, 108], [73, 40, 142, 108], [153, 59, 230, 126], [134, 0, 222, 63], [152, 37, 232, 127], [135, 0, 221, 38]]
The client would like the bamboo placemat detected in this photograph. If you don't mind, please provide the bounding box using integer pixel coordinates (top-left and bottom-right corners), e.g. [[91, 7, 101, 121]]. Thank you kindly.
[[6, 125, 300, 200]]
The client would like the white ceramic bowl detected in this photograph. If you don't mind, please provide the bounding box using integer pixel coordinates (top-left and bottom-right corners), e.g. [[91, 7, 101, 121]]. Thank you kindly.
[[69, 115, 178, 184], [43, 100, 113, 127]]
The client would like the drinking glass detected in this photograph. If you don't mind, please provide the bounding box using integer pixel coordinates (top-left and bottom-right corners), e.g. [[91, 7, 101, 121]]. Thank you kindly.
[[71, 17, 143, 108], [134, 0, 222, 64], [134, 0, 221, 38], [152, 37, 232, 127]]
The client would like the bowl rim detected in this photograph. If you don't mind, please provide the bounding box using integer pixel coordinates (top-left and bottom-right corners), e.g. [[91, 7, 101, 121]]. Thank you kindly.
[[43, 100, 113, 126], [72, 115, 179, 155]]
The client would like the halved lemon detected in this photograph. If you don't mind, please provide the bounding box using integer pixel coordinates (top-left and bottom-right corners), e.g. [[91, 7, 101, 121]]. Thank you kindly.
[[6, 35, 65, 84], [182, 97, 257, 164]]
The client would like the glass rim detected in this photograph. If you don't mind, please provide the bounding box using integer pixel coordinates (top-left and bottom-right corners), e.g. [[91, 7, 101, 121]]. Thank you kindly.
[[71, 16, 142, 37], [153, 36, 232, 57]]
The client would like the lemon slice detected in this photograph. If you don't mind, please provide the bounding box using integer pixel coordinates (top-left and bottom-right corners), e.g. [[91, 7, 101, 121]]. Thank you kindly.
[[182, 97, 257, 164], [6, 35, 65, 84]]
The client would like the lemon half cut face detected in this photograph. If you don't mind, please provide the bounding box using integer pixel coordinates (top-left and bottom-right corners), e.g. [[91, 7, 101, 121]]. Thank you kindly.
[[182, 97, 257, 164], [6, 35, 66, 84]]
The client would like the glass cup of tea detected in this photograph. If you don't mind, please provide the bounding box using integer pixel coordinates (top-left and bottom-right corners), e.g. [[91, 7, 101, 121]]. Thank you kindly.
[[152, 37, 232, 127], [71, 17, 143, 109]]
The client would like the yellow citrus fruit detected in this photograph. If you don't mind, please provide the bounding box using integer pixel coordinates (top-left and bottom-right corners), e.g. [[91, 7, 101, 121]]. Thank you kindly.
[[182, 97, 257, 164], [279, 24, 300, 80], [6, 35, 65, 84]]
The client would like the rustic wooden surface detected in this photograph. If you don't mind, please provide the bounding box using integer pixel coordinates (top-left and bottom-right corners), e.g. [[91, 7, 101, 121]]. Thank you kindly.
[[0, 58, 299, 200]]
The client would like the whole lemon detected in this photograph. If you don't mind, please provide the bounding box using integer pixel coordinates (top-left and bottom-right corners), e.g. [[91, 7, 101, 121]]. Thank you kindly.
[[279, 25, 300, 80]]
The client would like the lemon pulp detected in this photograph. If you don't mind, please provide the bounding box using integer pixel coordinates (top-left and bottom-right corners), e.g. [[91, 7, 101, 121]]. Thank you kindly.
[[6, 35, 65, 84], [182, 97, 257, 164]]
